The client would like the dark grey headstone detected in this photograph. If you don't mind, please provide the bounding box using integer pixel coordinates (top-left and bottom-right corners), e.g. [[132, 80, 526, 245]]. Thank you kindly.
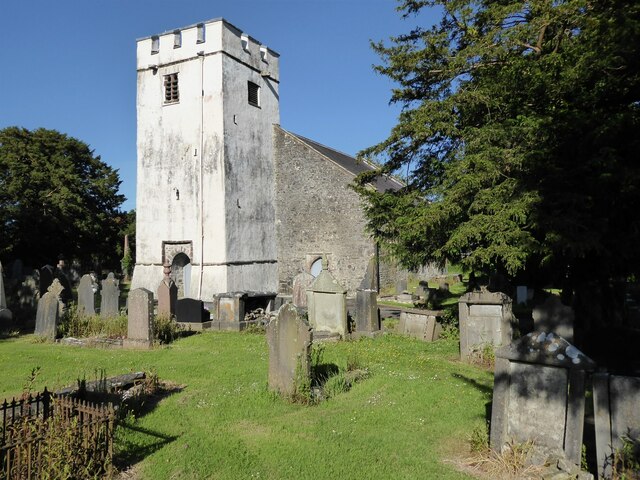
[[77, 274, 96, 316], [176, 298, 204, 323], [124, 288, 154, 349], [100, 272, 120, 318], [266, 303, 313, 396], [10, 258, 23, 281], [532, 296, 574, 343], [157, 278, 177, 317], [34, 279, 64, 339]]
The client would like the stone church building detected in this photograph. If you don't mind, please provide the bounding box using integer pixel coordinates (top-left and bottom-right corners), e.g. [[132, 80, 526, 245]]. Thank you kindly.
[[131, 18, 402, 301]]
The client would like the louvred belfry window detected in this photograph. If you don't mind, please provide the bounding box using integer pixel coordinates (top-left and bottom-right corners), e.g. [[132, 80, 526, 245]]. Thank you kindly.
[[164, 73, 179, 104], [248, 81, 260, 107]]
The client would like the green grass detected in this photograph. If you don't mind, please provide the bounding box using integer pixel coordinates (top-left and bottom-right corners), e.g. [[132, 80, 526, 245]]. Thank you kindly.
[[0, 333, 492, 479]]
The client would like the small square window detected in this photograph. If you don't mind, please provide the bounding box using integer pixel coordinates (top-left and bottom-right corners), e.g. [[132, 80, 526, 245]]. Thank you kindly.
[[164, 73, 179, 104], [248, 81, 260, 107]]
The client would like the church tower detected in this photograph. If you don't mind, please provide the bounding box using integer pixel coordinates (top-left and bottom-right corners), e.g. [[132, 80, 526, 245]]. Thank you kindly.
[[132, 19, 280, 300]]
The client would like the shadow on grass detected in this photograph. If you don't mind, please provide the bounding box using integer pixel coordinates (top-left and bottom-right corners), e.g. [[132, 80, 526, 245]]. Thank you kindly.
[[114, 384, 184, 470]]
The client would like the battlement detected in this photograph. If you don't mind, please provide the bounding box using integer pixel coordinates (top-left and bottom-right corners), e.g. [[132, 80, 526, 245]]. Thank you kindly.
[[136, 18, 279, 81]]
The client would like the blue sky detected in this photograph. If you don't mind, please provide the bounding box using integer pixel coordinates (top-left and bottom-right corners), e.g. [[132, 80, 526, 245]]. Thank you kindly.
[[1, 0, 437, 211]]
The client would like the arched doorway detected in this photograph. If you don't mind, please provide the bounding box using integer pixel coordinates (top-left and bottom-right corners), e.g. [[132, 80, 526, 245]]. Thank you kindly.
[[171, 252, 191, 298]]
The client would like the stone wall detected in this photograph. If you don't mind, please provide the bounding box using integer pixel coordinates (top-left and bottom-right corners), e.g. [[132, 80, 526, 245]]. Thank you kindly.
[[273, 126, 377, 295]]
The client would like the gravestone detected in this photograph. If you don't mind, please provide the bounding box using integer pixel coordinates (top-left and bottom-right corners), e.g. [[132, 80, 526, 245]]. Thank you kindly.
[[292, 272, 314, 308], [459, 290, 513, 361], [212, 292, 247, 330], [266, 303, 313, 396], [593, 373, 640, 479], [354, 289, 380, 338], [490, 332, 595, 466], [54, 267, 73, 304], [124, 288, 154, 349], [359, 256, 379, 291], [17, 273, 38, 317], [176, 298, 205, 324], [157, 264, 178, 317], [10, 258, 24, 281], [0, 261, 12, 324], [77, 274, 96, 317], [398, 310, 442, 342], [39, 265, 54, 297], [395, 277, 408, 294], [100, 273, 120, 318], [34, 279, 65, 339], [532, 295, 574, 343], [415, 281, 429, 299], [306, 258, 348, 338]]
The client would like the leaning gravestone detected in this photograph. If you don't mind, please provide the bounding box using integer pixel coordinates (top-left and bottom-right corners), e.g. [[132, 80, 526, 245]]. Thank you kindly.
[[459, 289, 513, 361], [77, 274, 96, 317], [266, 303, 313, 396], [490, 332, 595, 467], [0, 261, 13, 324], [398, 310, 442, 342], [532, 295, 574, 344], [292, 272, 314, 308], [100, 273, 120, 318], [123, 288, 154, 349], [306, 258, 348, 338], [34, 279, 65, 339]]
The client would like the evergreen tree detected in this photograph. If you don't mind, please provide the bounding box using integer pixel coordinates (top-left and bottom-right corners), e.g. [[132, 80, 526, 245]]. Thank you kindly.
[[0, 127, 126, 269]]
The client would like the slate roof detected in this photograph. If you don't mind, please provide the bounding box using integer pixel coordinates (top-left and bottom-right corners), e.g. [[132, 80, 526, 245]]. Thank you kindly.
[[285, 130, 404, 193]]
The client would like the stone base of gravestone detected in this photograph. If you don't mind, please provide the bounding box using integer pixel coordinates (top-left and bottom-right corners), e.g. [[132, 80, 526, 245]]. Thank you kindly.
[[490, 332, 595, 467], [532, 295, 574, 344], [398, 310, 442, 342], [266, 303, 313, 396], [124, 288, 154, 349], [593, 373, 640, 479], [459, 290, 514, 362], [352, 289, 380, 338]]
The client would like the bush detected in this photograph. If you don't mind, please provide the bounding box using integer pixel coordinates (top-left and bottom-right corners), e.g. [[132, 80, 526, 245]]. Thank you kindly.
[[153, 314, 182, 345], [58, 303, 127, 339]]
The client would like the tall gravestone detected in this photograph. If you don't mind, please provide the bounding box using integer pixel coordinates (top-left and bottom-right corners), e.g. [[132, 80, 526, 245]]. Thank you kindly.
[[100, 273, 120, 318], [34, 279, 65, 339], [124, 288, 154, 349], [459, 289, 513, 361], [266, 303, 313, 396], [292, 272, 314, 308], [306, 258, 348, 338], [0, 261, 13, 324], [157, 264, 177, 317], [77, 274, 96, 317], [490, 332, 595, 467], [532, 295, 574, 344]]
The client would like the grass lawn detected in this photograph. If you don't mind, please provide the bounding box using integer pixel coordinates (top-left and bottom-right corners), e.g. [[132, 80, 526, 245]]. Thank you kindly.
[[0, 332, 492, 479]]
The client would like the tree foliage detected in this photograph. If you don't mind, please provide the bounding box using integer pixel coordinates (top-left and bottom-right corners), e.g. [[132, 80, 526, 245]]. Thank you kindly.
[[356, 0, 640, 289], [0, 127, 126, 268]]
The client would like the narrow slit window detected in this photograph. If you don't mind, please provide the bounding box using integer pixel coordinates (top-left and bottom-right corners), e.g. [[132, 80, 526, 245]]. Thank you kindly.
[[196, 23, 205, 44], [164, 73, 179, 104], [151, 35, 159, 55], [248, 81, 260, 107], [173, 30, 182, 48]]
